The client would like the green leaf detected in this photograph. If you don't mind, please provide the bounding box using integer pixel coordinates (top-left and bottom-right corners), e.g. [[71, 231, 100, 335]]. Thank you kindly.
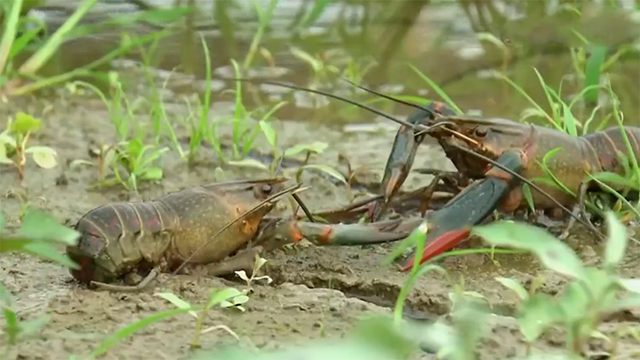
[[16, 315, 49, 341], [141, 166, 163, 180], [298, 0, 332, 28], [18, 0, 100, 76], [16, 209, 80, 245], [259, 120, 277, 148], [11, 112, 41, 134], [227, 158, 269, 172], [290, 46, 323, 72], [25, 146, 58, 169], [126, 139, 144, 159], [472, 221, 586, 281], [516, 293, 561, 342], [23, 242, 80, 269], [298, 164, 347, 184], [603, 211, 628, 270], [584, 46, 607, 104], [89, 307, 199, 359], [0, 282, 14, 308], [350, 316, 418, 360], [558, 281, 590, 324], [0, 238, 31, 253], [2, 309, 20, 345], [495, 277, 529, 300], [589, 171, 634, 188], [578, 268, 617, 314], [605, 294, 640, 314], [10, 22, 45, 60], [206, 287, 243, 311], [561, 103, 578, 137], [0, 142, 13, 164], [284, 142, 329, 157], [476, 32, 507, 51], [617, 279, 640, 295], [521, 183, 535, 213], [155, 292, 197, 318]]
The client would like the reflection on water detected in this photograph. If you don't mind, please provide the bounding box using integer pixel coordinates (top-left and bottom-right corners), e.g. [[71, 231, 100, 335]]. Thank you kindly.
[[29, 0, 640, 126]]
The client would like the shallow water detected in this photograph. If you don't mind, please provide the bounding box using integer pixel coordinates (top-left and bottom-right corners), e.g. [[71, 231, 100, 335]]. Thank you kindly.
[[30, 0, 640, 124]]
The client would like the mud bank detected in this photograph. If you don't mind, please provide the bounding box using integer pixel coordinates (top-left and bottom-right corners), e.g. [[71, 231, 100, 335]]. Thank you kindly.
[[2, 92, 640, 360]]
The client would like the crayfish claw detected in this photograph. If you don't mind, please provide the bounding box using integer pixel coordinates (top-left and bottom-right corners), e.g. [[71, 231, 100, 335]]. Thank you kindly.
[[399, 149, 527, 271]]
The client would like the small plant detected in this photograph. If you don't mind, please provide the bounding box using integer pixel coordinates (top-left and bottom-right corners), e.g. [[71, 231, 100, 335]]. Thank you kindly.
[[1, 208, 80, 352], [0, 112, 58, 180], [4, 189, 46, 222], [0, 0, 98, 95], [235, 254, 273, 288], [241, 0, 280, 73], [155, 287, 250, 348], [472, 212, 640, 357], [0, 0, 187, 97], [107, 139, 168, 192], [289, 46, 340, 88]]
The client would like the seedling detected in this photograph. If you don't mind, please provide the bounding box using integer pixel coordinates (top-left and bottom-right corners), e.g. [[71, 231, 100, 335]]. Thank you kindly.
[[0, 112, 57, 180], [1, 209, 80, 353], [289, 46, 340, 88], [155, 287, 249, 348], [473, 212, 640, 357], [110, 139, 168, 192], [235, 254, 273, 288]]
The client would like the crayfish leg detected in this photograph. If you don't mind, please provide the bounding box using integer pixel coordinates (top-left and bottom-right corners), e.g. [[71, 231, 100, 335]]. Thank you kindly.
[[90, 267, 159, 293], [205, 246, 265, 278], [559, 182, 591, 240]]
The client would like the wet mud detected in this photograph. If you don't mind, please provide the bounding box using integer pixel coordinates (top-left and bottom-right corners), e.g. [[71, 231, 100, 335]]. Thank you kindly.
[[2, 87, 640, 360]]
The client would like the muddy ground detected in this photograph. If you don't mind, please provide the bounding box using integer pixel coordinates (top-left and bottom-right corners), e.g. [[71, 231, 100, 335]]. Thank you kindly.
[[2, 80, 640, 360]]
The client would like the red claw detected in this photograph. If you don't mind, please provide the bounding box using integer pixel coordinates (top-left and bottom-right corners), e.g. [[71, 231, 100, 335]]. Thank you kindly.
[[400, 229, 470, 272]]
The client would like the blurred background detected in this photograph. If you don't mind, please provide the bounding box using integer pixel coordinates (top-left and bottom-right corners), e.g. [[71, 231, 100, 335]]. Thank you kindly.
[[13, 0, 640, 127]]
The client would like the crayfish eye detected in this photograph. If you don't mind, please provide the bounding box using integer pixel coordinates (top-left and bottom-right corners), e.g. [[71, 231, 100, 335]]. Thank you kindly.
[[261, 184, 273, 194], [474, 127, 488, 138]]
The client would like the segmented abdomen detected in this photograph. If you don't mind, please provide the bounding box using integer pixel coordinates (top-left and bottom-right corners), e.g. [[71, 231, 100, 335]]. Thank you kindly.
[[582, 126, 640, 174], [74, 200, 178, 277]]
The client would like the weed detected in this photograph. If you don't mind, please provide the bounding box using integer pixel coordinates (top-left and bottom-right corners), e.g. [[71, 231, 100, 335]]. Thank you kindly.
[[109, 139, 168, 192], [4, 189, 46, 222], [0, 0, 187, 97], [234, 254, 273, 288], [472, 212, 640, 357], [0, 112, 57, 180], [185, 35, 214, 164], [242, 0, 280, 73], [0, 209, 80, 356], [155, 287, 250, 349], [0, 0, 98, 94], [68, 79, 168, 191]]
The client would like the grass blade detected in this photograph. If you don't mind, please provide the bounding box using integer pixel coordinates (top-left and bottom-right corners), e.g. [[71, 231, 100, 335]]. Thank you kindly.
[[18, 0, 99, 76], [88, 307, 199, 359], [584, 46, 607, 104], [0, 0, 24, 77]]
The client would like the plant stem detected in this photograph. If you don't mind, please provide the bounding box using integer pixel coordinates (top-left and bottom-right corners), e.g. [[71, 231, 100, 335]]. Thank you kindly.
[[0, 0, 23, 77]]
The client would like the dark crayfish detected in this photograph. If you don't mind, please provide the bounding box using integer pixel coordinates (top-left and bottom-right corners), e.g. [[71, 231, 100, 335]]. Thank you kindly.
[[216, 78, 630, 272], [377, 99, 640, 269], [66, 178, 297, 291]]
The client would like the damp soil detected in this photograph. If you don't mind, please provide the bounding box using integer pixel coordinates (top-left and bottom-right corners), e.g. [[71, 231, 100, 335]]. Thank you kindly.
[[2, 86, 640, 360]]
